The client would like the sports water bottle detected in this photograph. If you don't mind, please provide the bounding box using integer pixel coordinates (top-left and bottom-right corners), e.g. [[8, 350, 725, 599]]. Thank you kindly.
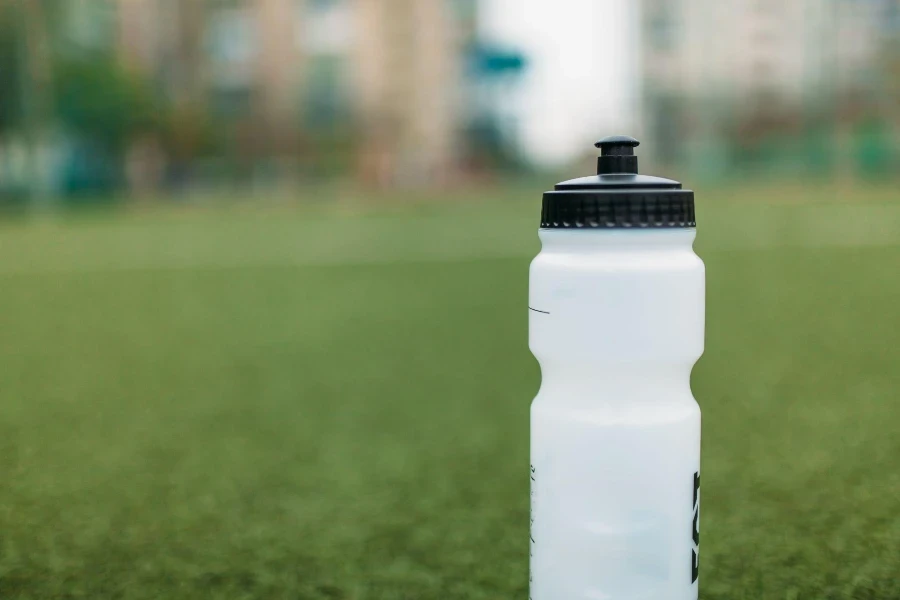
[[529, 136, 704, 600]]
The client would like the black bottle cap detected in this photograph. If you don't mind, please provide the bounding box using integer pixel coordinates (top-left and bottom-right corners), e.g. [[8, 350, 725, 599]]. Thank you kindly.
[[541, 136, 696, 229]]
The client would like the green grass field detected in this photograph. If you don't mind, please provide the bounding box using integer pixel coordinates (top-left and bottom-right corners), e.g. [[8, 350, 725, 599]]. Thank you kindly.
[[0, 185, 898, 599]]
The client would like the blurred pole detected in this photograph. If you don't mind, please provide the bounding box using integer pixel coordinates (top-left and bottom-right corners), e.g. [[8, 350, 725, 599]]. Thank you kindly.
[[20, 0, 56, 209], [176, 0, 207, 109], [170, 0, 207, 187], [255, 0, 301, 154]]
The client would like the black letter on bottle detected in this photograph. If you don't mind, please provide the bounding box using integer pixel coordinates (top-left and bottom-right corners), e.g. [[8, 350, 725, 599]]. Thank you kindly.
[[691, 471, 700, 583]]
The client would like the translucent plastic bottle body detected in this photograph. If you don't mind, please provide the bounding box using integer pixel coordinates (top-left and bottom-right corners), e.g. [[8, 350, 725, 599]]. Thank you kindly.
[[529, 228, 705, 600]]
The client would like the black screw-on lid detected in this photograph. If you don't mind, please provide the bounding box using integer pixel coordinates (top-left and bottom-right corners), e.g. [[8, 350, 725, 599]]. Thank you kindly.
[[541, 136, 696, 229]]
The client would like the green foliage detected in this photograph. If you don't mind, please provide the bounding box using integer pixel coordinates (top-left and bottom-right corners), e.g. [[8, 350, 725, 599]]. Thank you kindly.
[[54, 54, 161, 152], [0, 189, 898, 598], [855, 117, 894, 176], [0, 7, 23, 134]]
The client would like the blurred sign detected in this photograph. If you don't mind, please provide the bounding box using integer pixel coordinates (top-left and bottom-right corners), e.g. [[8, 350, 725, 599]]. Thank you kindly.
[[468, 43, 527, 78]]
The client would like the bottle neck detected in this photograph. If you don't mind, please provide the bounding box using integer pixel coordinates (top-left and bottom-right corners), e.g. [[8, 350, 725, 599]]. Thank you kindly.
[[538, 227, 697, 252]]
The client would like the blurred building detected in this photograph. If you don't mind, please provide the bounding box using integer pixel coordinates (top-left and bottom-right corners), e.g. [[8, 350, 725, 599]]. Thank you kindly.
[[351, 0, 463, 185], [641, 0, 900, 177], [1, 0, 527, 199], [113, 0, 471, 186], [117, 0, 301, 149]]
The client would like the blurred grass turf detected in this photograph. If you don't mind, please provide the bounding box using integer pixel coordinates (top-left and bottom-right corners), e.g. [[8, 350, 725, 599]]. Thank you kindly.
[[0, 187, 899, 599]]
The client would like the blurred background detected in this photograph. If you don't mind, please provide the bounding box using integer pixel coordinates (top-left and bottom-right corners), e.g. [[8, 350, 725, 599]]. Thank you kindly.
[[0, 1, 898, 599], [0, 0, 897, 202]]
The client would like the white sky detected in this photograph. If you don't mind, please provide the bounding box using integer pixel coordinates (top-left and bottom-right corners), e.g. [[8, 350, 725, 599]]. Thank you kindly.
[[479, 0, 641, 166]]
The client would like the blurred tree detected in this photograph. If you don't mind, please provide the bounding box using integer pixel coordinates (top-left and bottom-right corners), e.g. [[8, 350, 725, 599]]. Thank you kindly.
[[0, 5, 24, 203], [54, 56, 158, 154], [21, 0, 56, 204], [54, 53, 162, 194], [0, 6, 23, 137], [855, 116, 893, 177], [0, 0, 65, 204]]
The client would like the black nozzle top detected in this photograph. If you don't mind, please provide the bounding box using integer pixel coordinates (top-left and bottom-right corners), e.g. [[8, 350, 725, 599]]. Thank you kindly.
[[595, 135, 640, 174], [542, 135, 695, 229]]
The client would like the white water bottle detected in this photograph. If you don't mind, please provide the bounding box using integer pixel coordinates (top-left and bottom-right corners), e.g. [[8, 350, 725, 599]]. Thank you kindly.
[[529, 136, 704, 600]]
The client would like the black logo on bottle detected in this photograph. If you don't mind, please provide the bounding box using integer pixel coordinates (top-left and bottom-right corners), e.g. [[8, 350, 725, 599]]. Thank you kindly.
[[691, 471, 700, 583]]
